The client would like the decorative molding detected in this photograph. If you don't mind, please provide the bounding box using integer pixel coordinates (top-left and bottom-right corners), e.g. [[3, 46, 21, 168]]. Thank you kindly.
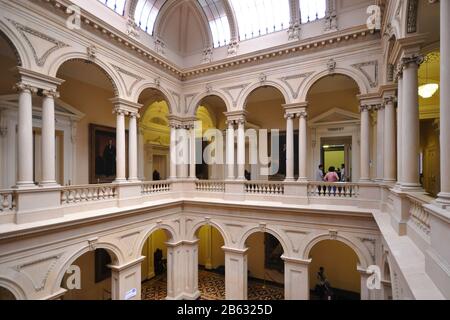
[[184, 93, 198, 114], [126, 16, 140, 39], [351, 61, 379, 88], [359, 237, 377, 264], [327, 59, 336, 74], [8, 19, 69, 67], [112, 65, 143, 97], [280, 72, 313, 99], [170, 91, 181, 113], [14, 254, 62, 291], [201, 47, 213, 64], [222, 83, 250, 109]]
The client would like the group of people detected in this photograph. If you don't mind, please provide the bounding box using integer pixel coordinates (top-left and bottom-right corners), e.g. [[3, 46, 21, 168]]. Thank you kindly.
[[316, 164, 347, 182]]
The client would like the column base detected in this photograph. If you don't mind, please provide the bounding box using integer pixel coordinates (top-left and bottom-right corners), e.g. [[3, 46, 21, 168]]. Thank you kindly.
[[114, 179, 128, 184], [13, 182, 37, 189], [39, 181, 60, 188], [297, 177, 308, 183], [127, 178, 140, 183], [435, 192, 450, 210], [284, 177, 295, 182], [359, 178, 371, 183], [398, 183, 423, 192]]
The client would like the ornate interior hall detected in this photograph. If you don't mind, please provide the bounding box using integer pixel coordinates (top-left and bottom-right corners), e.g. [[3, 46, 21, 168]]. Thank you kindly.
[[0, 0, 449, 301]]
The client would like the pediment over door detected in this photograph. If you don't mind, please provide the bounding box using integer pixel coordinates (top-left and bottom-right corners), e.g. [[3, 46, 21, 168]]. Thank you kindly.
[[309, 108, 360, 127]]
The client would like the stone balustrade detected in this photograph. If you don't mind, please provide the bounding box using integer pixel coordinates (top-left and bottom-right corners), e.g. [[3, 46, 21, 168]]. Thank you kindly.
[[195, 181, 225, 192], [245, 182, 285, 195], [408, 193, 433, 237], [307, 182, 360, 198], [61, 184, 118, 205], [142, 181, 171, 195]]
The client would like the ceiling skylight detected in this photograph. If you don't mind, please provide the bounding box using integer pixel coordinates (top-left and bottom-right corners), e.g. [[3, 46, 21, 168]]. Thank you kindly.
[[134, 0, 167, 35], [229, 0, 290, 41], [98, 0, 127, 15], [300, 0, 326, 23], [198, 0, 231, 48]]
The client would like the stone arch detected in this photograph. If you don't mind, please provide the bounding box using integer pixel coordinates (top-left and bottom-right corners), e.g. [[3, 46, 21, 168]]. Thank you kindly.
[[50, 241, 125, 294], [0, 20, 30, 68], [381, 251, 398, 299], [136, 223, 178, 258], [0, 277, 26, 300], [301, 233, 372, 269], [133, 82, 177, 115], [239, 226, 290, 257], [48, 53, 124, 98], [189, 91, 232, 116], [239, 81, 290, 109], [298, 68, 369, 103], [187, 220, 231, 247]]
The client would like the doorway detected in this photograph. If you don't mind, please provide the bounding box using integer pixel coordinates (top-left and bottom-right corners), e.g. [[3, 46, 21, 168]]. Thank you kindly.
[[321, 136, 352, 182]]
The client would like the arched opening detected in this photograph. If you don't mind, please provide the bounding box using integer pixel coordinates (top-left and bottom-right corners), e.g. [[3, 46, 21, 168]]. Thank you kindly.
[[195, 95, 227, 180], [137, 88, 172, 181], [195, 225, 226, 299], [56, 59, 118, 185], [382, 260, 393, 300], [245, 86, 287, 181], [0, 286, 16, 300], [0, 32, 23, 188], [308, 240, 360, 300], [140, 229, 170, 300], [418, 51, 440, 197], [60, 248, 118, 300], [245, 232, 284, 300], [306, 74, 361, 182]]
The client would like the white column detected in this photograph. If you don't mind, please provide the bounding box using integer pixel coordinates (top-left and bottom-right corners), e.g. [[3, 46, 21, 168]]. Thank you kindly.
[[166, 242, 184, 300], [401, 56, 422, 190], [226, 120, 235, 180], [223, 247, 247, 300], [138, 128, 145, 180], [114, 108, 127, 183], [40, 90, 58, 186], [189, 123, 196, 179], [360, 105, 371, 182], [282, 256, 310, 300], [179, 125, 189, 179], [376, 105, 385, 181], [298, 111, 308, 182], [285, 113, 295, 181], [128, 112, 138, 182], [237, 118, 245, 180], [384, 97, 397, 182], [110, 257, 145, 300], [183, 240, 200, 300], [396, 75, 403, 186], [169, 124, 177, 180], [15, 83, 35, 188], [438, 0, 450, 206]]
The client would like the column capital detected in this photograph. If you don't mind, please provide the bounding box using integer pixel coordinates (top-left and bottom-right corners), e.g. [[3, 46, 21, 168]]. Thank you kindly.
[[284, 112, 295, 120], [168, 115, 183, 129], [221, 246, 248, 255], [109, 97, 142, 114], [360, 104, 373, 112], [296, 110, 308, 119], [400, 54, 424, 70], [113, 106, 128, 116], [14, 82, 38, 94], [224, 110, 247, 124], [16, 66, 65, 92], [42, 89, 60, 99], [283, 102, 307, 116], [383, 96, 396, 106], [281, 255, 312, 265]]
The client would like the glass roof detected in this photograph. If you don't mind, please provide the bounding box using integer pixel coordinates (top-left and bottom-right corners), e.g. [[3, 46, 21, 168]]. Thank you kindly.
[[229, 0, 290, 41], [198, 0, 231, 48], [134, 0, 167, 35], [300, 0, 326, 23], [98, 0, 127, 15]]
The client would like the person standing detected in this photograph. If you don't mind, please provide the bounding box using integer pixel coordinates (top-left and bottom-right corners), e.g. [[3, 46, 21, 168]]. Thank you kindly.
[[340, 164, 347, 182]]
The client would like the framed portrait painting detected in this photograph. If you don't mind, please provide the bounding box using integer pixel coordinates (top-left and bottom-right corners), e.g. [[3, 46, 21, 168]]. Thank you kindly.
[[89, 124, 128, 184]]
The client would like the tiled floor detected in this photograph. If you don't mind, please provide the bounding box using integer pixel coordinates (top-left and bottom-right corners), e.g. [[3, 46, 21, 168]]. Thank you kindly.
[[141, 270, 284, 300]]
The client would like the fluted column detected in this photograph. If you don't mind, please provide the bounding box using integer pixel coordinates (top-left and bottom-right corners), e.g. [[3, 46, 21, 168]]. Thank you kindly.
[[237, 118, 245, 180], [15, 83, 36, 188], [437, 0, 450, 207], [360, 105, 371, 182], [40, 89, 59, 186], [384, 97, 397, 182], [169, 123, 177, 180], [114, 108, 127, 183], [285, 113, 295, 181], [375, 105, 385, 181], [400, 55, 423, 190], [128, 112, 139, 182], [226, 120, 235, 180], [189, 123, 197, 179], [298, 111, 308, 182]]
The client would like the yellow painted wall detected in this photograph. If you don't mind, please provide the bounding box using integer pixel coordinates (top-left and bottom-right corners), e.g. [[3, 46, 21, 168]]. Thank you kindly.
[[141, 229, 168, 282], [308, 240, 360, 293], [197, 226, 225, 269], [420, 119, 441, 196], [324, 150, 345, 171], [247, 232, 266, 280], [61, 251, 111, 300]]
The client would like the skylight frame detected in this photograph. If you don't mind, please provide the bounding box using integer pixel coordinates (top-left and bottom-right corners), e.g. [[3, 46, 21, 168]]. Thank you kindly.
[[299, 0, 327, 24], [198, 0, 231, 48], [229, 0, 290, 41], [134, 0, 168, 35], [97, 0, 127, 16]]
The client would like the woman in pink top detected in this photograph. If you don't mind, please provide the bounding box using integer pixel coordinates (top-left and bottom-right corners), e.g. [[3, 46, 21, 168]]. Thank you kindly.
[[324, 167, 339, 182]]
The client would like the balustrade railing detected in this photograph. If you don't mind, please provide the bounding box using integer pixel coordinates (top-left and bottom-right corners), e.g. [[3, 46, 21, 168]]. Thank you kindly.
[[245, 182, 284, 195], [408, 194, 432, 236], [0, 190, 16, 213], [196, 181, 225, 192], [142, 181, 171, 195], [61, 184, 118, 205], [307, 182, 360, 198]]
